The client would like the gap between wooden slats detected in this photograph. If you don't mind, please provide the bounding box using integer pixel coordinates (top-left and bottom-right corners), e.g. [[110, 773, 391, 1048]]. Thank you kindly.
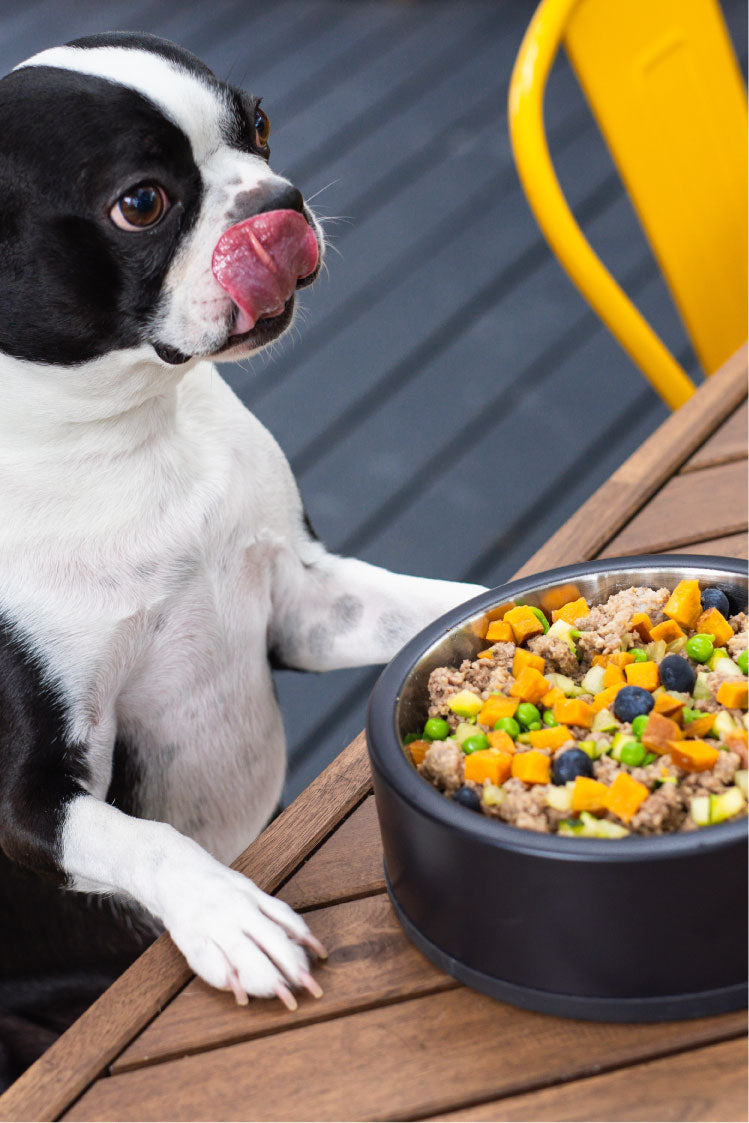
[[680, 401, 747, 474]]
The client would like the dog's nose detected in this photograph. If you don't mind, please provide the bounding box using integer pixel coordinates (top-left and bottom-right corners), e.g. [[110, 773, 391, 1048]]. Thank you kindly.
[[257, 185, 304, 215]]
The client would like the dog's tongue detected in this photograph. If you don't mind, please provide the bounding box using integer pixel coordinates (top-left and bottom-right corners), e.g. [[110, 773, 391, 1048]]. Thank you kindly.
[[212, 209, 318, 334]]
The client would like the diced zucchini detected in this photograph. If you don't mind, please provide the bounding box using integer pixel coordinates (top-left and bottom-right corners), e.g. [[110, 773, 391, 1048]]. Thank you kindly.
[[546, 785, 573, 812], [516, 732, 532, 745], [544, 672, 585, 697], [666, 637, 687, 655], [547, 620, 577, 653], [578, 812, 629, 838], [482, 783, 506, 807], [692, 672, 712, 701], [610, 731, 632, 762], [645, 639, 667, 663], [448, 690, 484, 717], [581, 665, 606, 695], [709, 786, 746, 823], [707, 647, 729, 671], [592, 707, 618, 733], [712, 710, 738, 742], [579, 738, 609, 760], [558, 818, 584, 836], [690, 795, 711, 827], [735, 771, 749, 800], [454, 722, 480, 746], [714, 658, 745, 680]]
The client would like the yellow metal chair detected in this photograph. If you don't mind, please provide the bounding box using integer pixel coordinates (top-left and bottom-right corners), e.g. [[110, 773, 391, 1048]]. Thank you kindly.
[[509, 0, 748, 409]]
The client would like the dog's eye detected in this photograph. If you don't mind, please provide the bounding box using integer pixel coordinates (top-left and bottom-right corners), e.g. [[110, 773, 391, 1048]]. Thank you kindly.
[[254, 106, 270, 149], [110, 184, 169, 231]]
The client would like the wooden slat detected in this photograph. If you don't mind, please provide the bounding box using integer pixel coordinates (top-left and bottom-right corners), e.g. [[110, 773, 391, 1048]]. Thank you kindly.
[[64, 991, 747, 1122], [514, 346, 747, 578], [280, 795, 383, 912], [681, 401, 747, 473], [429, 1035, 749, 1122], [665, 533, 747, 559], [601, 459, 748, 557], [112, 892, 452, 1074], [0, 733, 372, 1123]]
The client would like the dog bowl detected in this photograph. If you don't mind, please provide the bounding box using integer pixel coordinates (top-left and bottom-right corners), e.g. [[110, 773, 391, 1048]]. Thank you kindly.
[[366, 556, 748, 1021]]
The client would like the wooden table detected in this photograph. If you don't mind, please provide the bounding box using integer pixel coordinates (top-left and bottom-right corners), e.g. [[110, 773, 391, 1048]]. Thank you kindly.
[[1, 349, 747, 1123]]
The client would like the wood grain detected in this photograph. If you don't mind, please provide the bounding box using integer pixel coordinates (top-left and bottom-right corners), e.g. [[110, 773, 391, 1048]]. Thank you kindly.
[[514, 346, 747, 578], [601, 459, 748, 557], [0, 733, 372, 1123], [665, 533, 748, 559], [428, 1035, 748, 1122], [113, 892, 453, 1074], [681, 400, 747, 474], [64, 990, 747, 1122]]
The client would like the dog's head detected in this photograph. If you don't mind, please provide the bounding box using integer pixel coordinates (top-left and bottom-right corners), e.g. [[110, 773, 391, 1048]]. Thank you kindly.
[[0, 31, 323, 368]]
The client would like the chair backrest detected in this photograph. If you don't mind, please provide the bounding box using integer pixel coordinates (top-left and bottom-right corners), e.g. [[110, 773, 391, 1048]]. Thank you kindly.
[[509, 0, 748, 409]]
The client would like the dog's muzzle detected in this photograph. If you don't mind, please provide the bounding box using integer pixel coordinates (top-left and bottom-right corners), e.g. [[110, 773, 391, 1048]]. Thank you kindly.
[[212, 209, 319, 336]]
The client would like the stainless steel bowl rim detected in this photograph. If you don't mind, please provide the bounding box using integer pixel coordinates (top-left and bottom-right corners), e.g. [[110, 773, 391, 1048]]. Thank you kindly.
[[367, 554, 748, 862]]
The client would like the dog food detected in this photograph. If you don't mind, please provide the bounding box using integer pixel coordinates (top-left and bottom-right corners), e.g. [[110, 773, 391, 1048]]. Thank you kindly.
[[404, 581, 749, 836]]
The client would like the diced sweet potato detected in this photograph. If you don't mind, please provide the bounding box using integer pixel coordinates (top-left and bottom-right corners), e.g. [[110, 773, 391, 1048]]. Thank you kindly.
[[641, 711, 681, 754], [511, 750, 551, 784], [552, 698, 593, 729], [725, 728, 749, 765], [512, 647, 545, 677], [648, 620, 685, 644], [477, 648, 494, 660], [716, 681, 749, 710], [624, 661, 660, 691], [571, 776, 609, 814], [654, 693, 686, 720], [605, 772, 649, 822], [630, 613, 652, 641], [667, 739, 720, 772], [487, 730, 516, 753], [485, 619, 513, 644], [541, 686, 566, 708], [408, 740, 430, 766], [683, 713, 717, 739], [540, 584, 582, 614], [608, 651, 636, 668], [591, 684, 626, 712], [664, 580, 702, 629], [528, 725, 572, 750], [478, 695, 518, 727], [694, 608, 734, 647], [464, 749, 512, 786], [504, 605, 545, 644], [603, 663, 625, 687], [509, 666, 549, 705], [551, 596, 589, 624]]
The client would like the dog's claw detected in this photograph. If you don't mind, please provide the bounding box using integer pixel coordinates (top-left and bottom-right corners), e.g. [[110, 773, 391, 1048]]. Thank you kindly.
[[303, 934, 328, 960], [226, 967, 248, 1006], [299, 969, 323, 999], [275, 983, 298, 1011]]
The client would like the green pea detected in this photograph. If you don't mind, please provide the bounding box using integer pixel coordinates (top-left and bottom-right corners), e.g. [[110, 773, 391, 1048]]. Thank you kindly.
[[631, 714, 649, 738], [527, 721, 543, 731], [462, 733, 490, 755], [543, 710, 558, 727], [685, 634, 714, 663], [529, 607, 550, 633], [423, 717, 450, 742], [620, 741, 646, 767], [516, 703, 541, 728], [643, 752, 657, 765], [403, 733, 420, 745], [737, 650, 749, 675], [494, 716, 521, 739], [630, 648, 648, 663]]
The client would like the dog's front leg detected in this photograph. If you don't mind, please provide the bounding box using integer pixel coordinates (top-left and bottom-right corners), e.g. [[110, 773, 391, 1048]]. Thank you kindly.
[[270, 543, 486, 671]]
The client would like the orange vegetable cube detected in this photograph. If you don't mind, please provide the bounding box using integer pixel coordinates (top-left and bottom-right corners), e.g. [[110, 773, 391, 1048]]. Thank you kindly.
[[591, 684, 626, 712], [664, 580, 702, 629], [552, 699, 593, 729], [683, 713, 716, 739], [726, 727, 749, 749], [504, 605, 545, 644], [541, 686, 566, 709], [477, 648, 494, 660], [624, 661, 660, 691], [667, 739, 720, 772], [592, 654, 609, 667], [716, 681, 749, 710], [464, 749, 512, 786], [603, 663, 625, 687], [509, 667, 549, 705], [571, 776, 609, 815], [487, 730, 516, 753], [511, 750, 551, 784], [540, 584, 582, 614], [478, 695, 518, 727], [608, 651, 636, 668], [694, 608, 734, 648], [512, 647, 545, 677], [408, 740, 430, 766], [485, 619, 513, 644], [630, 613, 652, 641], [654, 693, 686, 719], [641, 712, 681, 754], [605, 773, 650, 822], [648, 620, 685, 644], [528, 725, 573, 750], [551, 596, 589, 624]]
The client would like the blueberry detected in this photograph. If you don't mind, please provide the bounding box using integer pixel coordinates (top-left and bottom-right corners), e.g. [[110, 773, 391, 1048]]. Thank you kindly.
[[658, 654, 697, 693], [700, 587, 730, 617], [552, 748, 593, 785], [453, 785, 481, 811], [612, 685, 655, 722]]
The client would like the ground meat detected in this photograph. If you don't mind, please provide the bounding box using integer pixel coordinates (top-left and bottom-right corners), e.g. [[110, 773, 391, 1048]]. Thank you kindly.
[[419, 741, 464, 792], [630, 756, 680, 790], [527, 633, 579, 677], [680, 751, 741, 794], [493, 779, 550, 833], [577, 586, 670, 660], [427, 666, 468, 724], [630, 782, 686, 833], [728, 612, 748, 658], [485, 642, 516, 674], [593, 755, 620, 785]]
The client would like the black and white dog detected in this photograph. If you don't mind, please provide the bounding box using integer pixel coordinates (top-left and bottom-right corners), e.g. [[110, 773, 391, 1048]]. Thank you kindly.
[[0, 31, 483, 1078]]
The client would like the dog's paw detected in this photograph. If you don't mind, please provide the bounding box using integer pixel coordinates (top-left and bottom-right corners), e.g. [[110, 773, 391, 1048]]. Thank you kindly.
[[161, 862, 325, 1008]]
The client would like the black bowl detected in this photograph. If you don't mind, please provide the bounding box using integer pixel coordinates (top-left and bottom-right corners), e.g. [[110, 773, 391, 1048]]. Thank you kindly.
[[366, 555, 748, 1021]]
